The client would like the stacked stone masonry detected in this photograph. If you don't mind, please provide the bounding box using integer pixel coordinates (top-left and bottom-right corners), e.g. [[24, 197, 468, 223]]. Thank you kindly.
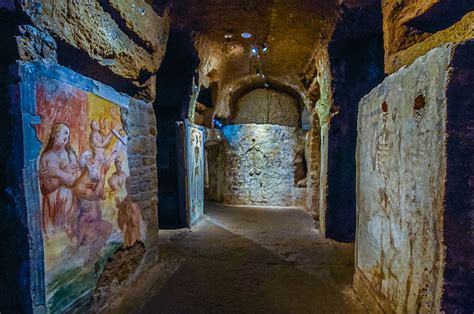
[[123, 98, 159, 257]]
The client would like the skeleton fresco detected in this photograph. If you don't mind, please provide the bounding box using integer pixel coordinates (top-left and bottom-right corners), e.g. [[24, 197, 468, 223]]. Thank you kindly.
[[244, 138, 267, 176], [22, 64, 144, 313], [186, 123, 205, 226], [241, 137, 268, 203], [221, 125, 305, 207]]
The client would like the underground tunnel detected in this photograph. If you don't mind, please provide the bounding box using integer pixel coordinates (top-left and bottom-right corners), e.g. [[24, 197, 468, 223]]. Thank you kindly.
[[0, 0, 473, 313]]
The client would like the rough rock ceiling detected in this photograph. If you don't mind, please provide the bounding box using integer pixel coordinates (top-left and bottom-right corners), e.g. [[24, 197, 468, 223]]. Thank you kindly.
[[169, 0, 340, 115]]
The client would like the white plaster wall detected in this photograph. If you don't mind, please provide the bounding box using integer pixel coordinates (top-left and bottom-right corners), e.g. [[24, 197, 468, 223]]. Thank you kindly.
[[355, 45, 452, 312]]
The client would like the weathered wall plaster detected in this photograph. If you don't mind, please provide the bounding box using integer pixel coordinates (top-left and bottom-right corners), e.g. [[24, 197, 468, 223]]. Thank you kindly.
[[311, 48, 334, 234], [304, 113, 321, 218], [17, 62, 158, 313], [325, 5, 385, 242], [185, 122, 206, 227], [355, 41, 474, 313], [205, 144, 225, 203], [219, 124, 306, 207]]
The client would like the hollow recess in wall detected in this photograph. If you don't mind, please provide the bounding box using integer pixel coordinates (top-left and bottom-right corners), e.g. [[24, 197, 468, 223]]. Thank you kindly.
[[414, 94, 426, 111], [381, 101, 388, 113]]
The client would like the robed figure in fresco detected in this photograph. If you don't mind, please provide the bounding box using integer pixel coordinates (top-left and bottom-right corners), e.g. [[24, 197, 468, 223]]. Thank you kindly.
[[74, 150, 117, 261], [115, 178, 142, 248], [190, 129, 203, 215], [39, 123, 80, 239]]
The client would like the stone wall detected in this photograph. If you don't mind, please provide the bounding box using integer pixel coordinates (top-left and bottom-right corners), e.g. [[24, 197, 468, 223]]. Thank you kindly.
[[325, 3, 385, 242], [123, 98, 159, 257], [11, 62, 159, 313], [354, 41, 474, 313], [305, 47, 334, 235], [20, 0, 169, 83], [232, 88, 300, 127], [0, 6, 32, 312], [442, 40, 474, 313], [0, 1, 167, 311], [304, 113, 321, 218], [382, 0, 474, 74], [219, 124, 306, 207], [205, 144, 225, 203], [184, 122, 206, 227], [154, 28, 199, 228]]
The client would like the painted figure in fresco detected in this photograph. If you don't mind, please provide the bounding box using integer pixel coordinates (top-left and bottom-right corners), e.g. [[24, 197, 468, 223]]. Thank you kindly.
[[244, 138, 267, 176], [74, 150, 117, 261], [90, 119, 116, 165], [115, 178, 142, 248], [108, 157, 127, 192], [99, 117, 113, 137], [242, 138, 268, 204], [40, 123, 80, 239], [190, 129, 202, 214]]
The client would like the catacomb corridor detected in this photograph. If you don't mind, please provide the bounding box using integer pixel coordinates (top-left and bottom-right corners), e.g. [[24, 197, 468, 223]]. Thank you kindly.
[[0, 0, 473, 313]]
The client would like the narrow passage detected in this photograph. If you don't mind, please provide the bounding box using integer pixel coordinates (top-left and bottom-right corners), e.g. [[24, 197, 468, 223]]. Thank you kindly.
[[112, 203, 367, 313]]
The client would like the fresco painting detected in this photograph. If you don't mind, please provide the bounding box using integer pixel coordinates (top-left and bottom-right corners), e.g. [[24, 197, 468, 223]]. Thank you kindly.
[[186, 122, 205, 226], [34, 76, 142, 312]]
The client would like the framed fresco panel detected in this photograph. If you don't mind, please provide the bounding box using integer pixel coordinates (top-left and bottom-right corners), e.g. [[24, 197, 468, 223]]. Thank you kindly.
[[184, 120, 205, 227], [19, 61, 143, 313]]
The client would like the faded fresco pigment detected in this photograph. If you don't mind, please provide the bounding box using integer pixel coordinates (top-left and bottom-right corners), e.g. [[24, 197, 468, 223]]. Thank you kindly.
[[19, 62, 145, 313], [185, 121, 205, 227], [355, 41, 474, 313]]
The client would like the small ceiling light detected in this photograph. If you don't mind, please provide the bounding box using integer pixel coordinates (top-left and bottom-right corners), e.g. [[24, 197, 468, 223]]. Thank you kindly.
[[251, 45, 258, 56], [224, 33, 233, 42], [261, 43, 268, 53], [241, 32, 252, 39]]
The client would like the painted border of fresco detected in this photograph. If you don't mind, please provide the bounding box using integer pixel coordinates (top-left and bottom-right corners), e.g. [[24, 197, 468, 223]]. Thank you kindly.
[[18, 61, 130, 311]]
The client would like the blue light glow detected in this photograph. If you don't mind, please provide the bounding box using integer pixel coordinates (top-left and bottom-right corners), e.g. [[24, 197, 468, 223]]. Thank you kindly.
[[213, 118, 224, 129], [251, 46, 258, 56]]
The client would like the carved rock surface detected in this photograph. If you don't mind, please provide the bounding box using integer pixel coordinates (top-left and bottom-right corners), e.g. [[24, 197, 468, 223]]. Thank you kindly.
[[16, 25, 57, 64], [382, 0, 474, 73], [233, 88, 300, 127], [108, 0, 169, 51], [21, 0, 169, 80]]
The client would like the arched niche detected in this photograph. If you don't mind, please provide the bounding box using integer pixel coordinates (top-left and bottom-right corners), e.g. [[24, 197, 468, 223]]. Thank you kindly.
[[231, 88, 300, 127], [214, 75, 308, 121], [227, 77, 307, 128]]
